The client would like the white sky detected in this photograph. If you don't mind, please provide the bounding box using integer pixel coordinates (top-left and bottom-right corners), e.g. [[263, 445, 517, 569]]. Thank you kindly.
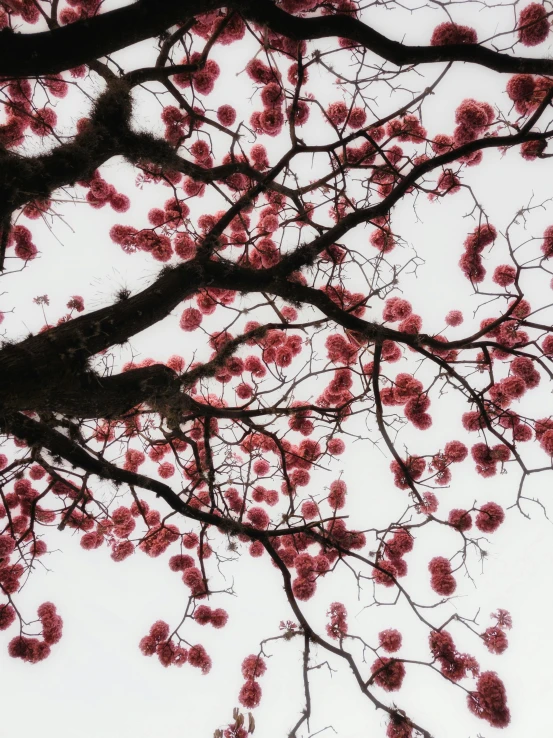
[[1, 2, 553, 737]]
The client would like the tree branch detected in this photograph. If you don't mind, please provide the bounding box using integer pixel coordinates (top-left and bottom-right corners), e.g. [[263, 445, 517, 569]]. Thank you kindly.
[[2, 0, 553, 79]]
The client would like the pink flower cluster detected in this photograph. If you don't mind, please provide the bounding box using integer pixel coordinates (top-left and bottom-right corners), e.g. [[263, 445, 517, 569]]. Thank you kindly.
[[475, 502, 505, 533], [386, 115, 427, 143], [454, 99, 494, 147], [326, 601, 348, 639], [430, 22, 477, 46], [386, 713, 413, 738], [188, 643, 212, 673], [370, 656, 406, 692], [371, 148, 403, 197], [139, 620, 193, 669], [317, 368, 355, 411], [435, 170, 461, 196], [471, 442, 510, 477], [482, 626, 508, 654], [161, 105, 204, 146], [272, 528, 354, 596], [109, 224, 174, 261], [382, 297, 412, 323], [507, 74, 553, 120], [517, 3, 550, 46], [325, 333, 359, 365], [247, 506, 270, 530], [542, 225, 553, 258], [79, 170, 130, 213], [416, 492, 439, 515], [492, 608, 513, 630], [238, 654, 267, 709], [445, 309, 464, 326], [8, 224, 38, 261], [379, 628, 402, 653], [493, 264, 517, 287], [174, 52, 220, 96], [542, 336, 553, 359], [191, 9, 245, 45], [490, 360, 540, 410], [459, 223, 497, 283], [148, 197, 190, 231], [39, 601, 63, 645], [7, 602, 61, 663], [448, 508, 472, 531], [341, 139, 380, 169], [389, 455, 425, 491], [168, 553, 195, 572], [182, 566, 207, 597], [429, 629, 480, 682], [193, 605, 229, 628], [328, 479, 347, 509], [374, 528, 413, 587], [381, 372, 422, 407], [478, 310, 531, 360], [8, 635, 50, 664], [0, 79, 62, 147], [370, 226, 396, 253], [467, 671, 510, 727], [251, 485, 279, 507], [59, 0, 101, 25], [428, 440, 468, 486], [428, 556, 456, 596], [139, 523, 180, 559], [291, 550, 330, 601], [240, 326, 302, 368], [0, 603, 16, 631], [249, 62, 287, 137], [324, 518, 366, 553], [323, 283, 367, 318]]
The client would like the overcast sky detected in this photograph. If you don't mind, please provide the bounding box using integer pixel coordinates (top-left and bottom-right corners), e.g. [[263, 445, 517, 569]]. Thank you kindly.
[[1, 2, 553, 737]]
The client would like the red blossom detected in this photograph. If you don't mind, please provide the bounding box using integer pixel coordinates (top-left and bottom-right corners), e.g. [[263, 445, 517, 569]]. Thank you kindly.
[[210, 608, 229, 628], [188, 644, 212, 673], [292, 576, 317, 600], [379, 629, 402, 653], [247, 506, 270, 529], [370, 657, 406, 691], [0, 604, 16, 631], [482, 627, 509, 654], [241, 654, 267, 679], [386, 715, 413, 738], [417, 492, 439, 515], [467, 671, 510, 728], [328, 479, 347, 509], [518, 3, 550, 46], [8, 636, 50, 663], [326, 601, 348, 639], [373, 559, 398, 587], [493, 264, 517, 287], [475, 502, 505, 533], [492, 609, 513, 629], [448, 509, 472, 531], [431, 22, 477, 45], [180, 308, 203, 332], [326, 101, 348, 127], [428, 556, 457, 596], [238, 679, 262, 708]]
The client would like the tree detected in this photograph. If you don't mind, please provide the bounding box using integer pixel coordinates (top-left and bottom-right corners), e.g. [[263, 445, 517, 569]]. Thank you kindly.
[[1, 0, 553, 735]]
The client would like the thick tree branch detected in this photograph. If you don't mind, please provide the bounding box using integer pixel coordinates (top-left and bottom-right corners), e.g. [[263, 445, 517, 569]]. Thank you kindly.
[[2, 0, 553, 79], [0, 0, 226, 77], [243, 0, 553, 75]]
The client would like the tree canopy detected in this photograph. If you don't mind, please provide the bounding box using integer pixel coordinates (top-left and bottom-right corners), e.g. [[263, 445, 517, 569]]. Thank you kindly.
[[1, 1, 553, 736]]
